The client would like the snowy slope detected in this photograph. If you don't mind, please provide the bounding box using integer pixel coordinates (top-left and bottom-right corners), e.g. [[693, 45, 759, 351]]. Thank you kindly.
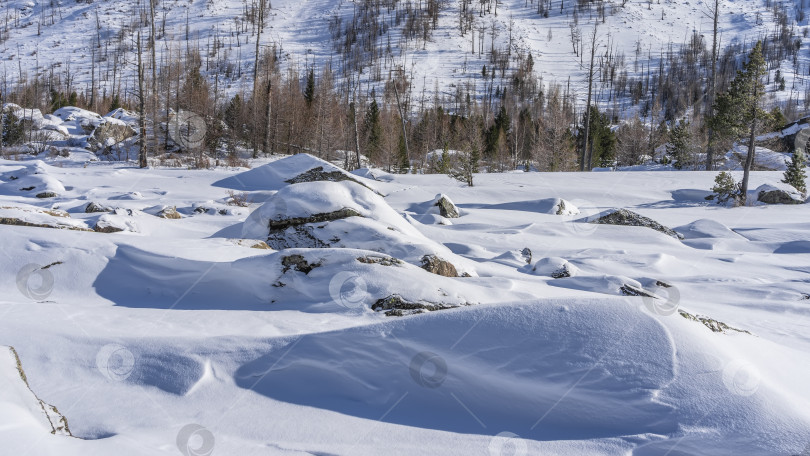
[[0, 0, 803, 105], [1, 153, 810, 454]]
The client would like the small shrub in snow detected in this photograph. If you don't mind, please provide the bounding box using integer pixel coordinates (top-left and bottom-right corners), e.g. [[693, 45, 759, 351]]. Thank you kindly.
[[711, 171, 742, 206], [227, 190, 250, 207]]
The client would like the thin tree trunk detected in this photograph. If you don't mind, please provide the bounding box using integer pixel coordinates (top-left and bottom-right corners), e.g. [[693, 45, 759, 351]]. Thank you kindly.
[[582, 24, 597, 171], [137, 29, 147, 168], [252, 0, 266, 158], [705, 0, 719, 171], [262, 76, 272, 155], [740, 87, 759, 205], [393, 81, 409, 163], [351, 99, 361, 169]]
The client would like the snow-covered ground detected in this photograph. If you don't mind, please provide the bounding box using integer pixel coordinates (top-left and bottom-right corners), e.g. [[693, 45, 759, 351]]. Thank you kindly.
[[1, 153, 810, 455]]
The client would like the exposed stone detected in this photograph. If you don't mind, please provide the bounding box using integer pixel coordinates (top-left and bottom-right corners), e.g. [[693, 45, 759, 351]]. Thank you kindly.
[[35, 191, 58, 199], [591, 208, 683, 240], [434, 194, 460, 218], [284, 166, 379, 194], [85, 202, 111, 213], [678, 310, 750, 334], [157, 206, 182, 219], [371, 294, 460, 317], [357, 255, 403, 266], [88, 121, 136, 151], [0, 217, 92, 231], [521, 248, 532, 264], [757, 189, 804, 205], [280, 254, 322, 274], [420, 254, 458, 277], [269, 207, 362, 231], [620, 284, 657, 298], [93, 223, 124, 233]]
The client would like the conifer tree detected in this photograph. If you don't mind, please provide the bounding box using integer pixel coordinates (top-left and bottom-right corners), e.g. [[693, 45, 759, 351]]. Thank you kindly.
[[709, 41, 769, 205], [783, 147, 808, 196]]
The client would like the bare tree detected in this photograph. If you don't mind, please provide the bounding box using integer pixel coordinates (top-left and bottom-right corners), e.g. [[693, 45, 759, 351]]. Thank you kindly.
[[704, 0, 720, 170], [581, 23, 598, 170]]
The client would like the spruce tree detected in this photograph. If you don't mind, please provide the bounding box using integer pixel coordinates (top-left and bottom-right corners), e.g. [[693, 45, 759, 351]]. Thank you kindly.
[[304, 69, 315, 107], [783, 147, 808, 196], [667, 120, 692, 170], [709, 41, 769, 205]]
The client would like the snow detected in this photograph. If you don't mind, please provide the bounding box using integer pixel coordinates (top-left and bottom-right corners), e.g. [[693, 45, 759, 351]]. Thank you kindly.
[[1, 153, 810, 455]]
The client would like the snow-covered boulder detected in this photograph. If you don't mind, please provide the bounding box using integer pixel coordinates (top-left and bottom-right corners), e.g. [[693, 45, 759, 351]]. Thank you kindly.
[[213, 153, 378, 192], [0, 161, 66, 198], [755, 183, 805, 205], [522, 257, 579, 278], [93, 212, 138, 233], [87, 117, 136, 152], [433, 193, 459, 218], [588, 208, 682, 239], [0, 205, 90, 231], [243, 180, 474, 272]]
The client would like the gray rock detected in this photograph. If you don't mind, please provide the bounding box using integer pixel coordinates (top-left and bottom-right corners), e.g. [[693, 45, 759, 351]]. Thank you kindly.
[[434, 194, 460, 218], [678, 310, 750, 334], [85, 202, 111, 213], [269, 207, 361, 231], [757, 189, 804, 205], [420, 254, 458, 277], [35, 192, 58, 199], [521, 248, 532, 264], [591, 208, 683, 240], [371, 294, 460, 316], [280, 254, 322, 274], [357, 255, 403, 266]]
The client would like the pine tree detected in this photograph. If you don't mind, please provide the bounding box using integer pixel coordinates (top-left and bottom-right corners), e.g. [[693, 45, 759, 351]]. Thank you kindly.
[[304, 69, 315, 107], [709, 41, 769, 205], [783, 147, 808, 196], [363, 97, 381, 162], [667, 120, 692, 170], [397, 134, 409, 173]]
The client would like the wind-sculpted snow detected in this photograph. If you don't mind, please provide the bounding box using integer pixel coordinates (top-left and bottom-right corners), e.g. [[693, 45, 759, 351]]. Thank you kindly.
[[2, 156, 810, 455]]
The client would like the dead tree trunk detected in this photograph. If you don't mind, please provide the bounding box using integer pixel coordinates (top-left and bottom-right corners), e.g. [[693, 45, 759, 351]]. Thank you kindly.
[[582, 24, 598, 171]]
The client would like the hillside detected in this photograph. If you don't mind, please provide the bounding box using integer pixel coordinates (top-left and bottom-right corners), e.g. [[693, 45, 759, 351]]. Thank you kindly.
[[0, 0, 805, 107]]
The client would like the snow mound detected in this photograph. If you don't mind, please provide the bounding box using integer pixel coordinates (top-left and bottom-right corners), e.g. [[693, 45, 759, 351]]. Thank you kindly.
[[523, 257, 580, 278], [753, 183, 805, 204], [213, 153, 377, 192], [94, 212, 139, 233], [675, 219, 744, 240], [0, 205, 90, 231], [243, 180, 472, 271]]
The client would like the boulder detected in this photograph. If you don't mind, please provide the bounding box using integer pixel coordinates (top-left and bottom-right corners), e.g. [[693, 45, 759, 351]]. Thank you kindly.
[[434, 194, 460, 218], [521, 248, 532, 264], [755, 184, 804, 205], [420, 254, 458, 277], [88, 120, 137, 151], [371, 294, 460, 317], [529, 257, 579, 278], [157, 206, 182, 219], [35, 192, 58, 199], [85, 202, 111, 213], [590, 208, 683, 240]]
